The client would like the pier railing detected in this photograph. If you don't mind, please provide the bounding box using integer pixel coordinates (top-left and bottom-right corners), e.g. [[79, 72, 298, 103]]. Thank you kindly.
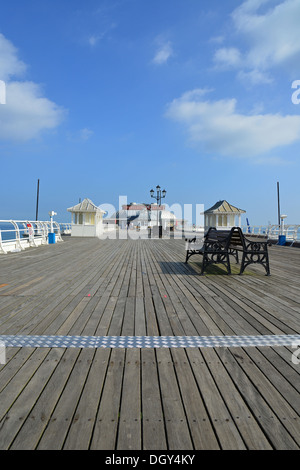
[[59, 223, 72, 235], [241, 224, 300, 245], [0, 220, 67, 254]]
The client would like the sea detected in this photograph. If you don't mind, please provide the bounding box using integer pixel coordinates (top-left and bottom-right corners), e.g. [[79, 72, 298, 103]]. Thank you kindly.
[[0, 221, 35, 241], [0, 221, 56, 241], [243, 225, 300, 241]]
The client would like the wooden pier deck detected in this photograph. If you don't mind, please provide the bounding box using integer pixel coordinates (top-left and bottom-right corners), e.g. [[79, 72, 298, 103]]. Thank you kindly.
[[0, 234, 299, 450]]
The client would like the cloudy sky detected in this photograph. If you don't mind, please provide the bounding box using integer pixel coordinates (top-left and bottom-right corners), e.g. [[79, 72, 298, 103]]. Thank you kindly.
[[0, 0, 300, 224]]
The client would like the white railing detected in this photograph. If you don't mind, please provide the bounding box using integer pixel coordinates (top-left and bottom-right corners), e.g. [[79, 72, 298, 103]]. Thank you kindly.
[[0, 220, 64, 254], [241, 225, 300, 245], [59, 223, 72, 235], [175, 224, 205, 233]]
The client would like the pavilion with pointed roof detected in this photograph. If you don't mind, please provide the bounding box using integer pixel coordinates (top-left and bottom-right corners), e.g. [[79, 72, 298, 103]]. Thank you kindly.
[[204, 200, 246, 230], [67, 198, 105, 237]]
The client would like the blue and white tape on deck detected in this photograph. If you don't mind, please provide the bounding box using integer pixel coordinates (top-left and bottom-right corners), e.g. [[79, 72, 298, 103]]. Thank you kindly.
[[0, 334, 299, 349]]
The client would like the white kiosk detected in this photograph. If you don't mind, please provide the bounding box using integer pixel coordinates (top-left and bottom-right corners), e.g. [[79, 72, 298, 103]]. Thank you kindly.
[[204, 200, 246, 230], [67, 198, 105, 237]]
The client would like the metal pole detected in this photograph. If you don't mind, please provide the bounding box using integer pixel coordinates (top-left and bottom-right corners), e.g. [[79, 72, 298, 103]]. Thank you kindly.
[[36, 179, 40, 221], [277, 182, 280, 226], [157, 187, 160, 225]]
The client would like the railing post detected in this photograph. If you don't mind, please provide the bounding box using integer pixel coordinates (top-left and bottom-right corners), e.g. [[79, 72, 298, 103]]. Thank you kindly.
[[27, 221, 37, 247], [53, 222, 62, 242], [39, 222, 48, 244], [41, 222, 48, 242], [11, 220, 24, 251], [0, 229, 7, 254]]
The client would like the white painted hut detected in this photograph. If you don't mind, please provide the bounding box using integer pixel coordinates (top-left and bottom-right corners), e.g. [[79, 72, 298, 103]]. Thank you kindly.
[[204, 200, 246, 230], [160, 209, 176, 230], [108, 203, 177, 230], [67, 198, 105, 237]]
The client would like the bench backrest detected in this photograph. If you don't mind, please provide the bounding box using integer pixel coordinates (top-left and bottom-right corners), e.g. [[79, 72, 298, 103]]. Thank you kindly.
[[228, 227, 245, 248], [205, 227, 245, 248], [205, 227, 232, 248]]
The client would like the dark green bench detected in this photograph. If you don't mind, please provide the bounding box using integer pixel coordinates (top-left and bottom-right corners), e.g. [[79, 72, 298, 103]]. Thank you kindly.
[[185, 227, 270, 275]]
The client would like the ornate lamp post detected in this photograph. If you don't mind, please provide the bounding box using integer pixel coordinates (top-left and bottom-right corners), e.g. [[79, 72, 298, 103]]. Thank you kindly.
[[150, 185, 166, 236]]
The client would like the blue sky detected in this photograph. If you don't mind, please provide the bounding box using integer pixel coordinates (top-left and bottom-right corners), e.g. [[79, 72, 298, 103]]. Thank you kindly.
[[1, 0, 300, 225]]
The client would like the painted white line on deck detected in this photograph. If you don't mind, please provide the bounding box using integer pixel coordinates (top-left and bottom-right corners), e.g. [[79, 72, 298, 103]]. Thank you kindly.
[[0, 334, 299, 349]]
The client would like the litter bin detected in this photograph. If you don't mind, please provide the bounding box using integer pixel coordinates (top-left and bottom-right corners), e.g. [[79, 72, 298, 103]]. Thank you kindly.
[[278, 235, 286, 246], [48, 233, 56, 244]]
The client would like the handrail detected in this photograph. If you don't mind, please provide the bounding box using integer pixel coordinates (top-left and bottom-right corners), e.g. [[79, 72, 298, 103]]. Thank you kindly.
[[0, 220, 66, 254], [241, 224, 300, 245], [59, 223, 72, 235]]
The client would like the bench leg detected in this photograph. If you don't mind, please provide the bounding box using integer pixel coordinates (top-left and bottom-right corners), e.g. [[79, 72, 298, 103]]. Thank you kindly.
[[239, 254, 246, 275], [199, 253, 231, 275], [239, 252, 271, 275], [265, 253, 271, 276], [200, 256, 206, 275], [185, 250, 195, 263], [226, 254, 231, 275]]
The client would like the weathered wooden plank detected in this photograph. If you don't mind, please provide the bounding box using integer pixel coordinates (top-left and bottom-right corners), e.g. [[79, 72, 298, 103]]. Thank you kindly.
[[90, 348, 126, 450], [246, 347, 300, 411], [0, 349, 60, 450], [156, 348, 193, 450], [189, 347, 273, 450], [141, 349, 167, 450], [216, 347, 300, 449], [63, 349, 111, 450], [183, 347, 246, 450], [36, 348, 93, 450], [8, 348, 70, 450], [117, 349, 141, 450], [0, 348, 50, 423], [171, 348, 220, 449], [135, 297, 146, 336]]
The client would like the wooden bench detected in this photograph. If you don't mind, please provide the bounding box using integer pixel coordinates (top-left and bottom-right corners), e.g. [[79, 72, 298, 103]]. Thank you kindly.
[[185, 227, 270, 275]]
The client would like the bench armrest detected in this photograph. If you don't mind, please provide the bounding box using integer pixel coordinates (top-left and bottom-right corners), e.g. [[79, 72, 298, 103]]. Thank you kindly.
[[203, 239, 228, 251], [243, 236, 268, 251], [185, 237, 204, 250]]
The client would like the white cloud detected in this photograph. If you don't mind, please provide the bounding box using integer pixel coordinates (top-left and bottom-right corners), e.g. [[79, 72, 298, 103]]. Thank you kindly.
[[79, 128, 94, 140], [214, 0, 300, 81], [152, 40, 173, 65], [209, 35, 225, 44], [66, 127, 94, 143], [86, 21, 117, 48], [237, 69, 273, 85], [88, 35, 100, 47], [165, 89, 300, 161], [0, 33, 65, 141], [0, 33, 26, 81], [214, 47, 242, 68], [0, 82, 65, 141]]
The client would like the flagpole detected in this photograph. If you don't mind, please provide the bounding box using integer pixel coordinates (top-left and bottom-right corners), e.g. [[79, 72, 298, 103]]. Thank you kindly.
[[36, 179, 40, 221], [277, 181, 280, 226]]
